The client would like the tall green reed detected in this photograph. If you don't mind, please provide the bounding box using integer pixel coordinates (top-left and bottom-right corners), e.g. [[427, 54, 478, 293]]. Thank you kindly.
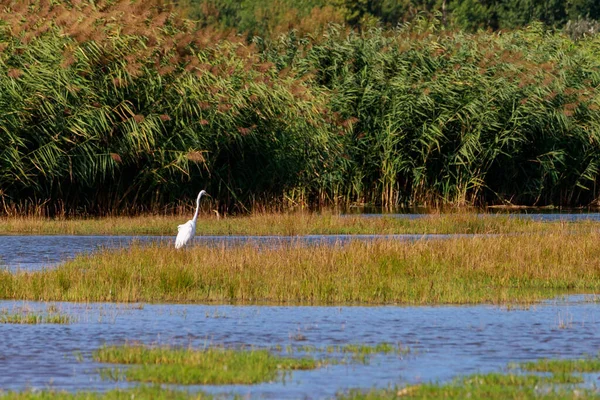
[[1, 2, 600, 214]]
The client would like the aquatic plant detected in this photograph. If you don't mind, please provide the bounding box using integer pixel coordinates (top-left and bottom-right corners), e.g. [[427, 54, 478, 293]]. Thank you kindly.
[[94, 344, 318, 384], [519, 356, 600, 374], [338, 369, 595, 399], [0, 306, 73, 324]]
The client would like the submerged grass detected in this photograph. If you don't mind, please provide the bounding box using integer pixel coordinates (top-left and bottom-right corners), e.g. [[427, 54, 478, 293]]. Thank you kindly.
[[94, 344, 317, 384], [0, 213, 591, 236], [0, 305, 73, 324], [339, 372, 597, 399], [1, 226, 600, 304], [0, 386, 212, 399], [342, 356, 600, 399]]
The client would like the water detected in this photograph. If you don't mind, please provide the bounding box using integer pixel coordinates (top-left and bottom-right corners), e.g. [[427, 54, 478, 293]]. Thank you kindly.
[[0, 297, 598, 398], [1, 216, 599, 397]]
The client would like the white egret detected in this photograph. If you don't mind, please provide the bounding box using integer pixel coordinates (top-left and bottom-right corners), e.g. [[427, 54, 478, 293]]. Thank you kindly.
[[175, 190, 209, 249]]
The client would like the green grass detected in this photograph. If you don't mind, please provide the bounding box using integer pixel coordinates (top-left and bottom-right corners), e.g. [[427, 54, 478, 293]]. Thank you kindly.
[[1, 226, 600, 305], [0, 213, 591, 236], [94, 344, 318, 384], [338, 371, 597, 399], [519, 357, 600, 374]]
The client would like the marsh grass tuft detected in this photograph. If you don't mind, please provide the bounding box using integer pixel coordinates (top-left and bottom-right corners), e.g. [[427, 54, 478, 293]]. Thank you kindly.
[[0, 306, 73, 324], [519, 357, 600, 374], [94, 344, 318, 384], [293, 343, 410, 364]]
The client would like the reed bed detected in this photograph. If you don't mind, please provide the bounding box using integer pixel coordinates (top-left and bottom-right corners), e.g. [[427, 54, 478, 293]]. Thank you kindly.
[[1, 228, 599, 304], [0, 213, 587, 236], [1, 1, 600, 213]]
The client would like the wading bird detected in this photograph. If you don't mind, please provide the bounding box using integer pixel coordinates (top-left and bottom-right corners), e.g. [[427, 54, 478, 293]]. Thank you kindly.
[[175, 190, 209, 249]]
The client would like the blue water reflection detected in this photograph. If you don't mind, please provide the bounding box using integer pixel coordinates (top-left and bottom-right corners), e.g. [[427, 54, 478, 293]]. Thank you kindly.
[[0, 296, 598, 398]]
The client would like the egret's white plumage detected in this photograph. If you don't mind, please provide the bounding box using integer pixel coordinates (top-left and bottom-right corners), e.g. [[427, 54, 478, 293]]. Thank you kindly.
[[175, 190, 208, 249]]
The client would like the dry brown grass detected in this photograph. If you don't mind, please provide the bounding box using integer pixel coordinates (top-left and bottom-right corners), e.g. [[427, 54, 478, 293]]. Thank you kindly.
[[0, 212, 585, 236]]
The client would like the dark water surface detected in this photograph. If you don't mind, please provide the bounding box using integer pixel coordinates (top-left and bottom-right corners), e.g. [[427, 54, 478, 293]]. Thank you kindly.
[[0, 297, 598, 398]]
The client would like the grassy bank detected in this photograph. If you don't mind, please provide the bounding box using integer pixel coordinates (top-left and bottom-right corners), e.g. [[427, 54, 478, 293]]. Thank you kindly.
[[0, 212, 592, 236], [1, 228, 599, 304]]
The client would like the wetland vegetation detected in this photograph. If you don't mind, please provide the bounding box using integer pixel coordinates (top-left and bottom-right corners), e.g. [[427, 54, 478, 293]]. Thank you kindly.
[[0, 212, 594, 236], [2, 354, 600, 399], [95, 344, 318, 384], [2, 226, 600, 305], [341, 356, 600, 399], [1, 1, 600, 214], [0, 387, 213, 400], [0, 304, 73, 324]]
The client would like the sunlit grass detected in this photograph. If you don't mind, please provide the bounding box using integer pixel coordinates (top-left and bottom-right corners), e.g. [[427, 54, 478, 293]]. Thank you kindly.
[[94, 344, 318, 384], [0, 213, 590, 236], [1, 226, 600, 305]]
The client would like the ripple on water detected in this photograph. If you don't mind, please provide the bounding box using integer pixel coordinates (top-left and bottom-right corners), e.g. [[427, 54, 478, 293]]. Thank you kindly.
[[0, 296, 598, 398]]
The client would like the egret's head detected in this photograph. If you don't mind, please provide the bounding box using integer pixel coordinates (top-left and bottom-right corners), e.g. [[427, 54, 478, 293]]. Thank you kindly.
[[198, 190, 210, 199]]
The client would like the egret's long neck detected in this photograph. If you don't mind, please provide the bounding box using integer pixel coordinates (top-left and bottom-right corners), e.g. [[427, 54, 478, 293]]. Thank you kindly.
[[192, 193, 202, 222]]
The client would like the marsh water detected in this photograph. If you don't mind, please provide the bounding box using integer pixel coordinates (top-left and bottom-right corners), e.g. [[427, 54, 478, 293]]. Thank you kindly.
[[0, 213, 599, 398], [0, 297, 599, 398]]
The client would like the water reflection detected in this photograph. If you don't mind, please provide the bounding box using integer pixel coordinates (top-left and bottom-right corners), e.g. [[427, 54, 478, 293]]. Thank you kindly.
[[0, 296, 597, 398]]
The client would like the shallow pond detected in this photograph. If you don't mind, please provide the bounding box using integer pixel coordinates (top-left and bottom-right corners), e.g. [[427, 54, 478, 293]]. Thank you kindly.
[[0, 296, 598, 398]]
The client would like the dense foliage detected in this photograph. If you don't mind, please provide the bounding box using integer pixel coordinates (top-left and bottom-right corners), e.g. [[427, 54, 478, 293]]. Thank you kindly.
[[1, 1, 600, 214], [178, 0, 600, 38]]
